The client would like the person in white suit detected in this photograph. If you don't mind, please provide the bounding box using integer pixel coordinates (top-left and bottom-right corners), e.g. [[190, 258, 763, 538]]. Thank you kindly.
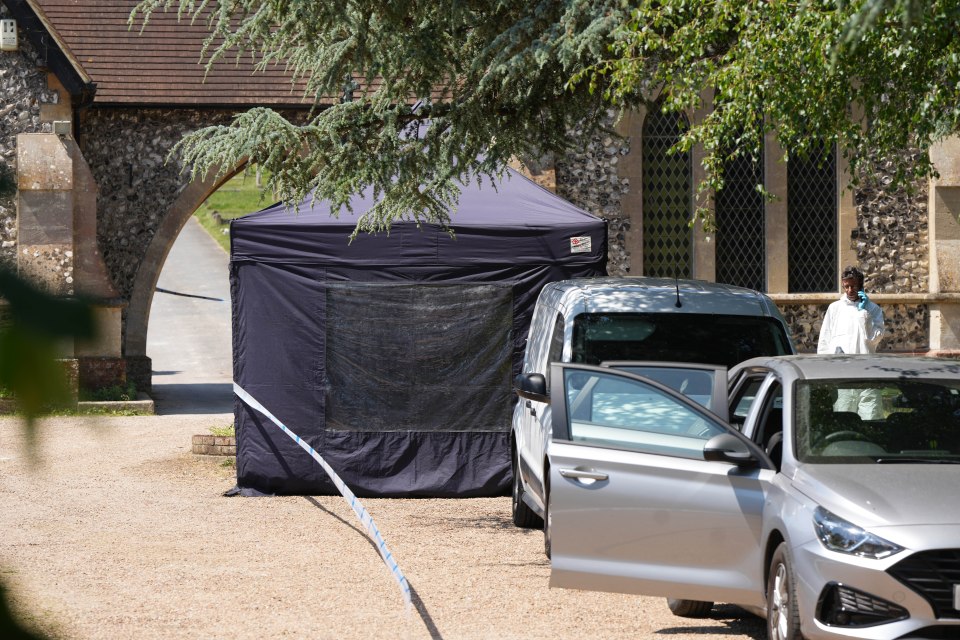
[[817, 266, 886, 419]]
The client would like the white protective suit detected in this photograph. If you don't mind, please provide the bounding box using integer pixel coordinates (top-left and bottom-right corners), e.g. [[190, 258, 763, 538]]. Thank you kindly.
[[817, 294, 885, 419]]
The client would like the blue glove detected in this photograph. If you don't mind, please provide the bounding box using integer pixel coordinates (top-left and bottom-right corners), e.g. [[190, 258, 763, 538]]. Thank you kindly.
[[857, 290, 869, 310]]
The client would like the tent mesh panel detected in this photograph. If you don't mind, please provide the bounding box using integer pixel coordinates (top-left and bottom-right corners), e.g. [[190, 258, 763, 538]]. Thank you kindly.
[[643, 109, 692, 278], [324, 283, 514, 432], [788, 144, 837, 292]]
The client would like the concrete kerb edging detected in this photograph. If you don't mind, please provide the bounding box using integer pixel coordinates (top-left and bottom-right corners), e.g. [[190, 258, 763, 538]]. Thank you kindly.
[[76, 392, 155, 415], [0, 393, 155, 416]]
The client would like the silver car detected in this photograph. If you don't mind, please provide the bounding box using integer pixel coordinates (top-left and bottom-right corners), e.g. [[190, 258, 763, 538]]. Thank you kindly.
[[524, 355, 960, 639]]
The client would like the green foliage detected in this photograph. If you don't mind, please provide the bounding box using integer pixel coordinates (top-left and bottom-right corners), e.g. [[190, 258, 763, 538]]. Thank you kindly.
[[130, 0, 628, 236], [0, 269, 91, 640], [200, 167, 275, 219], [131, 1, 960, 233], [209, 423, 235, 437], [838, 0, 931, 50], [195, 166, 274, 252], [0, 268, 95, 429], [583, 0, 960, 226], [79, 382, 138, 402]]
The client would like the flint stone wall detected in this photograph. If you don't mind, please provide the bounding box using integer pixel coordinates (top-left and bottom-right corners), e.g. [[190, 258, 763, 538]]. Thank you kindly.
[[78, 109, 233, 301], [778, 303, 927, 354], [852, 150, 929, 294], [0, 4, 57, 273], [556, 111, 632, 276]]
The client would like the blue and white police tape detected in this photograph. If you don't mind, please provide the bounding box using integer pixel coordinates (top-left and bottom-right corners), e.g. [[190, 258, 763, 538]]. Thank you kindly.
[[233, 383, 412, 610]]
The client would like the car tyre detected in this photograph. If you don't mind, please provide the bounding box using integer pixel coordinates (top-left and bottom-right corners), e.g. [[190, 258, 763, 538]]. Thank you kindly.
[[767, 542, 801, 640], [666, 598, 714, 618], [512, 450, 542, 529]]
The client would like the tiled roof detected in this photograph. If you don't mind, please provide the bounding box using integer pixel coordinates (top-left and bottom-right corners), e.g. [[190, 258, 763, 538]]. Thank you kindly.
[[30, 0, 352, 107]]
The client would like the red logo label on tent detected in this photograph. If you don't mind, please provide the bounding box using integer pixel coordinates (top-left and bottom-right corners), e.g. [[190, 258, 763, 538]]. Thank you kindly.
[[570, 236, 592, 254]]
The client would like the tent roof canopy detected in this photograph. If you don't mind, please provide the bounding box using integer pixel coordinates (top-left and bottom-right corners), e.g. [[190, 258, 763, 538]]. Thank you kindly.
[[229, 167, 606, 267]]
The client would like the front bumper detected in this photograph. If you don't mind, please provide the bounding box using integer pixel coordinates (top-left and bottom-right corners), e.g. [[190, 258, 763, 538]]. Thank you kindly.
[[791, 539, 960, 639]]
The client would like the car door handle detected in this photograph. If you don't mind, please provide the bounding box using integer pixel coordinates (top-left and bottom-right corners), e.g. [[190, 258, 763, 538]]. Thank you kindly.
[[558, 468, 609, 481]]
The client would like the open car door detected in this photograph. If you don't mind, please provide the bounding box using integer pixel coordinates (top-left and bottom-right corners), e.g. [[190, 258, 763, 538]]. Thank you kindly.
[[601, 361, 729, 420], [547, 363, 775, 608]]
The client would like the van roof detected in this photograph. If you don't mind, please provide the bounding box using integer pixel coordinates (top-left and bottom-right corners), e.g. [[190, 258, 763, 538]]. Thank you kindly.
[[544, 276, 779, 317]]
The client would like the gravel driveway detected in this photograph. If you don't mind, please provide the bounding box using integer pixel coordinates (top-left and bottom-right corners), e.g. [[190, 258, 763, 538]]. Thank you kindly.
[[1, 415, 766, 640]]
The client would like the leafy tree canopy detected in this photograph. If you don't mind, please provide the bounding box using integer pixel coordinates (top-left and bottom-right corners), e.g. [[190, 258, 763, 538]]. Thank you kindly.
[[590, 0, 960, 220], [130, 0, 627, 235], [131, 0, 960, 231]]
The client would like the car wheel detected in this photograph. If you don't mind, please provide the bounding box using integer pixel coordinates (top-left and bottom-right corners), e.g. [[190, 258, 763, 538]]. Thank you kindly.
[[767, 542, 801, 640], [511, 450, 542, 529], [667, 598, 714, 618]]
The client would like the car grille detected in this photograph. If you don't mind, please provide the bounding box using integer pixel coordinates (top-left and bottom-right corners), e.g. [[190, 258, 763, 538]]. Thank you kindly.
[[888, 549, 960, 619]]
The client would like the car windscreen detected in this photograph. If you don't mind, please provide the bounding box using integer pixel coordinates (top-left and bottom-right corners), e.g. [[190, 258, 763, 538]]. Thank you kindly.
[[571, 313, 792, 369], [796, 379, 960, 463]]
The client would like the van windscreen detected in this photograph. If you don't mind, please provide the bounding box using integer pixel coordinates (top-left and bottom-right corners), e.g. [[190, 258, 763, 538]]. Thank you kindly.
[[572, 313, 791, 368]]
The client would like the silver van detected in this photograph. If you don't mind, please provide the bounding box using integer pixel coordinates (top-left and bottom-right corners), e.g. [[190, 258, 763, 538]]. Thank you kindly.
[[511, 276, 794, 551]]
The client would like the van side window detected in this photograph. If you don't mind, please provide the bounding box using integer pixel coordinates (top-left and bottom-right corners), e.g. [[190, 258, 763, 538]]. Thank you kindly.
[[548, 314, 565, 365], [546, 314, 564, 390]]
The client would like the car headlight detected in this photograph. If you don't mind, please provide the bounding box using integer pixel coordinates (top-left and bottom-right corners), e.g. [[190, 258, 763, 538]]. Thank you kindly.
[[813, 507, 903, 559]]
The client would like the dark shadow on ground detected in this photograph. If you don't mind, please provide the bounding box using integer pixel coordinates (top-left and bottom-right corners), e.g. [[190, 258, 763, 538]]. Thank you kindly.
[[151, 382, 234, 415], [155, 286, 224, 302], [303, 496, 443, 639], [655, 604, 765, 638]]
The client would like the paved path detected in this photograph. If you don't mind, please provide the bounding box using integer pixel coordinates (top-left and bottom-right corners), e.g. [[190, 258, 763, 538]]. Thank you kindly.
[[147, 217, 233, 415]]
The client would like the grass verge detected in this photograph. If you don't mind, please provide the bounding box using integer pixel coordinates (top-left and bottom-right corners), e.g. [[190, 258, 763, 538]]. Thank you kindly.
[[194, 167, 276, 253]]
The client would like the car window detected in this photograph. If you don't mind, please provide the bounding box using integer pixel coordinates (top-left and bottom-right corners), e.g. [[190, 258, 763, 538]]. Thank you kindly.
[[548, 314, 564, 364], [571, 312, 791, 368], [545, 314, 565, 391], [607, 365, 716, 410], [752, 383, 783, 435], [563, 369, 727, 460], [796, 379, 960, 463], [730, 377, 765, 427]]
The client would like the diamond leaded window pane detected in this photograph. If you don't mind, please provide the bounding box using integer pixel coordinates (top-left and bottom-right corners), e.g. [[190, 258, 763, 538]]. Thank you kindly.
[[716, 148, 765, 291], [788, 144, 837, 292], [643, 108, 692, 278]]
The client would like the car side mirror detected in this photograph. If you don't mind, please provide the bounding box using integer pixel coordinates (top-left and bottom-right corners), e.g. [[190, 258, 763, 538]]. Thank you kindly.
[[703, 433, 758, 468], [515, 373, 548, 402]]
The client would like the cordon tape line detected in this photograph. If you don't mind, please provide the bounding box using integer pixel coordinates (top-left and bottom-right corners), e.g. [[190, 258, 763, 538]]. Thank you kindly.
[[233, 383, 412, 610]]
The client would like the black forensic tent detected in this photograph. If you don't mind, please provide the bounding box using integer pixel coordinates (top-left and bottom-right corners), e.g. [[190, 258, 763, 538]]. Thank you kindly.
[[230, 168, 606, 497]]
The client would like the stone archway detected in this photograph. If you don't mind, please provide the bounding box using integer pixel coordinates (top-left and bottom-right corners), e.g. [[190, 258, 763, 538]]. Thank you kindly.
[[123, 163, 246, 389]]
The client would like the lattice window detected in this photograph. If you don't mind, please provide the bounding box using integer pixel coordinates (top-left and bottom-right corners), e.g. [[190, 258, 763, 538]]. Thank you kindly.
[[715, 148, 765, 291], [788, 144, 837, 292], [643, 108, 692, 278]]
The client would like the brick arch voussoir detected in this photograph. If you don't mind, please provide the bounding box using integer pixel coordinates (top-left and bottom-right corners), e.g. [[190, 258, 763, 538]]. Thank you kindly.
[[124, 162, 249, 359]]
